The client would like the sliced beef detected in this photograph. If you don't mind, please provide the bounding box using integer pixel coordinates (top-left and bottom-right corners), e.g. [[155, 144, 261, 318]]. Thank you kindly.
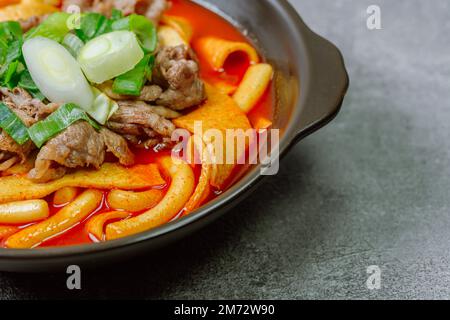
[[110, 0, 141, 16], [153, 45, 206, 111], [100, 127, 135, 166], [29, 122, 105, 182], [0, 88, 59, 125], [0, 88, 59, 171], [109, 101, 175, 136], [107, 100, 175, 149], [0, 153, 20, 171], [107, 121, 142, 136], [0, 133, 35, 170], [135, 0, 170, 24], [28, 122, 135, 182], [96, 82, 180, 118], [138, 85, 164, 102], [149, 105, 181, 119], [62, 0, 169, 24], [19, 15, 46, 32], [97, 81, 162, 102], [62, 0, 95, 12]]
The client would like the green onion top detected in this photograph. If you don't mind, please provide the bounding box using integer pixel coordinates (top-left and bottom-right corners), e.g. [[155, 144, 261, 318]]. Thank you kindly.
[[25, 13, 71, 43], [28, 103, 100, 148], [75, 13, 110, 42], [18, 71, 45, 100], [113, 54, 154, 96], [62, 33, 84, 58], [112, 14, 157, 53], [0, 10, 158, 111], [0, 21, 22, 44], [0, 102, 30, 145]]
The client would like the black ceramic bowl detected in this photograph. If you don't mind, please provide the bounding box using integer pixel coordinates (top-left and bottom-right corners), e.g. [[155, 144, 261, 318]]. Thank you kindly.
[[0, 0, 348, 272]]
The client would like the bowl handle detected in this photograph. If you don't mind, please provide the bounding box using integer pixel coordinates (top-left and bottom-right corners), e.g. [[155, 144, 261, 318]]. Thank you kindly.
[[293, 29, 349, 142]]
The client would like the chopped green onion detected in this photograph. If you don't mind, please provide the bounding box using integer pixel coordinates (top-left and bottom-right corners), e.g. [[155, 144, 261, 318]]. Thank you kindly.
[[3, 60, 19, 88], [23, 37, 94, 110], [5, 39, 23, 64], [18, 70, 38, 91], [113, 55, 153, 96], [111, 9, 124, 21], [78, 31, 144, 84], [112, 14, 157, 53], [0, 38, 23, 86], [89, 87, 118, 125], [75, 13, 111, 42], [0, 21, 22, 43], [17, 70, 45, 100], [25, 13, 70, 43], [28, 89, 46, 101], [63, 33, 84, 57], [28, 103, 99, 148], [0, 102, 29, 145], [0, 39, 8, 65], [0, 22, 23, 78]]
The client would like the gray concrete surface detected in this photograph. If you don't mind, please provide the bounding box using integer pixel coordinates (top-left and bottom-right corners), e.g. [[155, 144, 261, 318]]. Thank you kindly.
[[1, 0, 449, 299]]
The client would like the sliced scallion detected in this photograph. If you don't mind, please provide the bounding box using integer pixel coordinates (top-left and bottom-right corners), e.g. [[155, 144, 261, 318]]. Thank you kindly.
[[0, 39, 8, 65], [63, 33, 84, 58], [0, 102, 29, 145], [25, 13, 71, 43], [90, 87, 118, 125], [112, 55, 152, 96], [28, 103, 100, 148], [23, 37, 94, 110], [29, 90, 46, 101], [78, 31, 144, 84], [3, 60, 20, 88], [111, 9, 123, 21], [18, 70, 38, 91], [112, 14, 157, 53], [5, 39, 22, 64], [18, 70, 45, 100], [75, 13, 111, 42], [0, 21, 22, 43]]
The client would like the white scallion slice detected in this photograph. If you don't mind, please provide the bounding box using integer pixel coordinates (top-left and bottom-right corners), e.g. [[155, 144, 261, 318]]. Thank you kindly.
[[78, 31, 144, 84], [63, 33, 84, 58], [89, 87, 119, 125], [22, 37, 94, 111]]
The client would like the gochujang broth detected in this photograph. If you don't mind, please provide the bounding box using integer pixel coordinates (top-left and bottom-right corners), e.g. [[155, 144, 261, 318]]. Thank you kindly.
[[0, 0, 274, 248]]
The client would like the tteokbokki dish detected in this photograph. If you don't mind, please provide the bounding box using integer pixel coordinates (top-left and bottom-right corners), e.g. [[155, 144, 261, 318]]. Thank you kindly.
[[0, 0, 274, 248]]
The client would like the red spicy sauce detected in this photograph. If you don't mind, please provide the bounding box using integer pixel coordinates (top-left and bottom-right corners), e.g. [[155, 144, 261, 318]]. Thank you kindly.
[[4, 0, 274, 248]]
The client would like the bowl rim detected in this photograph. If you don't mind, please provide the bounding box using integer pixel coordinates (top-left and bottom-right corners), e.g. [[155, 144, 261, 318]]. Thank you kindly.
[[0, 0, 348, 260]]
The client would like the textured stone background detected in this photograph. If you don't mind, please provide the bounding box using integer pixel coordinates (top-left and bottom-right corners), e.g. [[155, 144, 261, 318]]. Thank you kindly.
[[1, 0, 449, 299]]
